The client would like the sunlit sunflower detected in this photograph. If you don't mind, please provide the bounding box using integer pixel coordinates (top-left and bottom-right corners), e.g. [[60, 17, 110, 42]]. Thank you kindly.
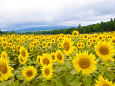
[[50, 52, 56, 62], [16, 45, 21, 51], [42, 42, 47, 48], [41, 53, 52, 66], [72, 51, 97, 75], [73, 46, 78, 54], [56, 50, 64, 63], [51, 38, 55, 43], [95, 75, 113, 86], [94, 41, 114, 62], [0, 58, 14, 81], [2, 42, 7, 49], [12, 45, 16, 52], [22, 66, 37, 81], [47, 42, 51, 47], [58, 43, 63, 48], [72, 31, 79, 36], [41, 65, 52, 80], [110, 37, 115, 45], [63, 39, 73, 56], [8, 43, 11, 47], [20, 46, 29, 59], [86, 41, 92, 46], [77, 43, 82, 48], [18, 55, 27, 64], [36, 55, 42, 64], [1, 51, 8, 59], [29, 45, 33, 51]]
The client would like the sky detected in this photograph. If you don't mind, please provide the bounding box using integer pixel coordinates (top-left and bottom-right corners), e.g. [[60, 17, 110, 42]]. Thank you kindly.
[[0, 0, 115, 31]]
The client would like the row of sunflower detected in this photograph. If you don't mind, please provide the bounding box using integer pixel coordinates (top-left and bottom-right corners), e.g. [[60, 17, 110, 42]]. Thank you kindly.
[[0, 31, 115, 86]]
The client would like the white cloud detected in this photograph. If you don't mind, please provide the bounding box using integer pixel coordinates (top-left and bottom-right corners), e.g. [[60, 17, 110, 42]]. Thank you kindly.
[[0, 0, 115, 30]]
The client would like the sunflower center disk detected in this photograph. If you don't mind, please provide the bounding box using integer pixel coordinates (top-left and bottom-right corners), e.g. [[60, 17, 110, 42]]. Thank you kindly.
[[26, 70, 33, 77], [2, 55, 6, 59], [99, 46, 109, 55], [57, 53, 62, 60], [112, 40, 115, 43], [102, 83, 110, 86], [74, 32, 77, 35], [38, 58, 40, 63], [0, 63, 8, 74], [52, 55, 55, 60], [45, 68, 50, 75], [64, 42, 69, 51], [43, 58, 49, 65], [20, 57, 25, 62], [3, 43, 6, 47], [21, 50, 26, 57], [79, 58, 90, 69]]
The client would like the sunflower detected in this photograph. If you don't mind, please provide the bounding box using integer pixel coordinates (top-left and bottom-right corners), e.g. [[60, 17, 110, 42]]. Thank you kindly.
[[42, 42, 47, 48], [58, 43, 63, 48], [0, 58, 14, 81], [29, 45, 33, 51], [95, 75, 113, 86], [86, 41, 92, 46], [77, 43, 82, 48], [12, 45, 16, 52], [1, 51, 8, 59], [72, 51, 97, 75], [16, 45, 21, 51], [22, 66, 37, 81], [110, 37, 115, 45], [94, 41, 114, 62], [51, 38, 55, 43], [72, 31, 79, 36], [41, 53, 52, 66], [41, 65, 52, 80], [56, 50, 64, 63], [73, 46, 78, 54], [36, 55, 42, 64], [83, 34, 89, 39], [2, 42, 7, 49], [47, 42, 51, 47], [20, 46, 29, 59], [50, 52, 56, 62], [63, 39, 73, 56], [8, 43, 12, 48], [18, 55, 27, 64]]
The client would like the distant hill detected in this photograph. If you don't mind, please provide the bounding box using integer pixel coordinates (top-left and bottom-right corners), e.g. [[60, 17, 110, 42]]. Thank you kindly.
[[0, 18, 115, 34], [13, 26, 77, 32]]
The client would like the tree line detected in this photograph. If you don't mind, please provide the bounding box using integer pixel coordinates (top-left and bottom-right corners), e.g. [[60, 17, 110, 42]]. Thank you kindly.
[[0, 18, 115, 35]]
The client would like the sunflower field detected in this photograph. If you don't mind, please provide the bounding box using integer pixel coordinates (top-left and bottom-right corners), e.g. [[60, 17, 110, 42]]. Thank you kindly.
[[0, 31, 115, 86]]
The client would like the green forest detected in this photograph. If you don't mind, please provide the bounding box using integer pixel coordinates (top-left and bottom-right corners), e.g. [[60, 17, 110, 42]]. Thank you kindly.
[[0, 18, 115, 35]]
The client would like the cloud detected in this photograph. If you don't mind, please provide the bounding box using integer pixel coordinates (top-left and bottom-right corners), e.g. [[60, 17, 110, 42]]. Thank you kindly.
[[0, 0, 115, 30]]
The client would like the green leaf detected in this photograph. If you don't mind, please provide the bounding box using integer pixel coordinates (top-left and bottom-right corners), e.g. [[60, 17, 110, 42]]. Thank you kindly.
[[82, 76, 92, 86], [70, 69, 77, 75], [56, 80, 63, 86], [69, 76, 81, 86]]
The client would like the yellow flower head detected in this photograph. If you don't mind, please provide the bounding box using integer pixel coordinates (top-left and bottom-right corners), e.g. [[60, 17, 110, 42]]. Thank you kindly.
[[95, 75, 113, 86], [94, 41, 114, 62], [18, 55, 27, 64], [36, 55, 42, 64], [41, 65, 52, 80], [22, 66, 37, 81], [41, 53, 52, 66], [1, 51, 8, 59], [56, 50, 64, 63], [0, 58, 14, 81], [72, 51, 97, 75], [20, 46, 29, 59]]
